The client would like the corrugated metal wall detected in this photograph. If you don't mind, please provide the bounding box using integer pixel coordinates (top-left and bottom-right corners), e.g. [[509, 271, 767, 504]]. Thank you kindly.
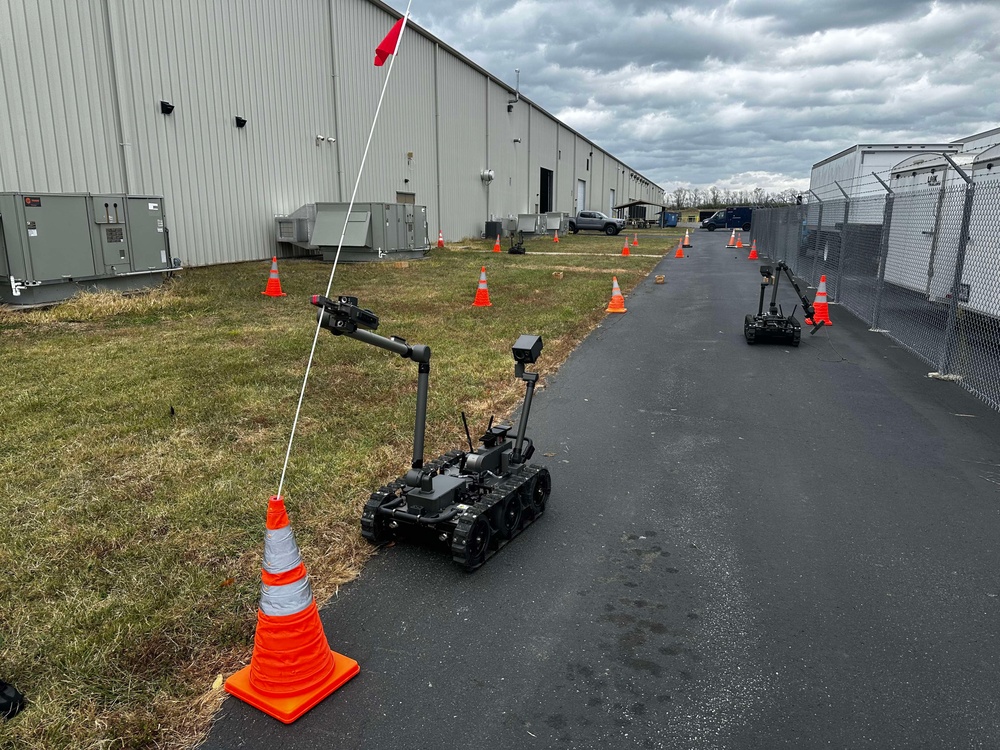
[[556, 125, 576, 213], [0, 0, 664, 264], [0, 0, 122, 192], [437, 46, 488, 233], [486, 79, 520, 224], [332, 0, 438, 219], [113, 0, 340, 267], [528, 107, 557, 214]]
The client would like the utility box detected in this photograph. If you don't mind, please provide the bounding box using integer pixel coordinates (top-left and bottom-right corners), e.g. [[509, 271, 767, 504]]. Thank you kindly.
[[484, 220, 504, 239], [517, 213, 542, 234], [545, 212, 569, 235], [1, 192, 172, 307], [275, 202, 430, 262]]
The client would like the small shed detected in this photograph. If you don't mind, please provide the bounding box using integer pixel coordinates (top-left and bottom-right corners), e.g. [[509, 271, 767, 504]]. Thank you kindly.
[[612, 200, 672, 228]]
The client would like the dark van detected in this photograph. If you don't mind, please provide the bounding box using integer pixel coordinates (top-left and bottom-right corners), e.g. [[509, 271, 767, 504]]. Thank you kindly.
[[701, 206, 753, 232]]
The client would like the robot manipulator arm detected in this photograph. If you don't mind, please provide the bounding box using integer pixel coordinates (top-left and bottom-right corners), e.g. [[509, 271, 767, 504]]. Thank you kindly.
[[778, 264, 826, 334], [311, 295, 380, 335]]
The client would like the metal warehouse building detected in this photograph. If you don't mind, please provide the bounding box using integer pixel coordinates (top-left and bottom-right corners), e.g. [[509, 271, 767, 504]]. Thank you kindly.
[[0, 0, 664, 269]]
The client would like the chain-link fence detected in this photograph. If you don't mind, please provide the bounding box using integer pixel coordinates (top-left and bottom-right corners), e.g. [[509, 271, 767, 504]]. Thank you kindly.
[[751, 176, 1000, 412]]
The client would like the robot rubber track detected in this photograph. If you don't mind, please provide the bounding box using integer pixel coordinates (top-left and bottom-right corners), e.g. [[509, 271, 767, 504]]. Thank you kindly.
[[363, 459, 551, 571]]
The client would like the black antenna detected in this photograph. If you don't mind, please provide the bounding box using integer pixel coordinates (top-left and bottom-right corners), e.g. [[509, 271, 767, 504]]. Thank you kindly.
[[461, 411, 474, 452], [487, 415, 494, 433]]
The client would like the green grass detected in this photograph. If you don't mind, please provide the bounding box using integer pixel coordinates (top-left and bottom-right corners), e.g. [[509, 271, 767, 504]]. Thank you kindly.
[[0, 230, 677, 749]]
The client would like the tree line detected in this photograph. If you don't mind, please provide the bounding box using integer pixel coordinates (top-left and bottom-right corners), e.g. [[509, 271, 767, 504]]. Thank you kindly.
[[667, 186, 802, 209]]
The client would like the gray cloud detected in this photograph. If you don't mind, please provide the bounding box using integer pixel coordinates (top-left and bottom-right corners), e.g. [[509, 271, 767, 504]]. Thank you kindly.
[[392, 0, 1000, 196]]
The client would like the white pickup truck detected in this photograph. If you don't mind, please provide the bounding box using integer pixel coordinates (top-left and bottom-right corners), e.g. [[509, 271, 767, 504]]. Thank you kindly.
[[568, 211, 626, 236]]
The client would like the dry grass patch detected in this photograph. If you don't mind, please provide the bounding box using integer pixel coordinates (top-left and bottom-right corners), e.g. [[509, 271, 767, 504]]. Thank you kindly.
[[0, 241, 665, 749]]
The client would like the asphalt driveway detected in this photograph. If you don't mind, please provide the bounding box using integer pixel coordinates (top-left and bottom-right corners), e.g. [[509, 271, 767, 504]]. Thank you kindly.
[[202, 236, 1000, 749]]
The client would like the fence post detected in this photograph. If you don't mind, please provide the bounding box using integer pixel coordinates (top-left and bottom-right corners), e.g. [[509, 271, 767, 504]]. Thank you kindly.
[[831, 181, 851, 302], [937, 156, 976, 377], [870, 172, 894, 330]]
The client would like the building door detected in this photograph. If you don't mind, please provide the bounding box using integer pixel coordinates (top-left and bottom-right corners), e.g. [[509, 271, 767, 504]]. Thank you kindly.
[[539, 168, 553, 213], [609, 188, 616, 217], [577, 179, 586, 213]]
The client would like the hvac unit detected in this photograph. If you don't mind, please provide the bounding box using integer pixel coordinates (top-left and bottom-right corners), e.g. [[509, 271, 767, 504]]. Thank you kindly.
[[275, 202, 430, 262], [1, 193, 173, 307]]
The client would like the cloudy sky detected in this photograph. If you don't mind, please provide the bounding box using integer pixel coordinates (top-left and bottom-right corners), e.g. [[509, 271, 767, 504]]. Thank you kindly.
[[385, 0, 1000, 198]]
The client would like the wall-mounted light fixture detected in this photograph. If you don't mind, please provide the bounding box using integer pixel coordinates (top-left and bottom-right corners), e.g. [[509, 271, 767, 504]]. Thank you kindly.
[[327, 137, 335, 144], [507, 68, 520, 113], [235, 116, 247, 128], [316, 134, 326, 146], [513, 138, 521, 143], [160, 100, 175, 115]]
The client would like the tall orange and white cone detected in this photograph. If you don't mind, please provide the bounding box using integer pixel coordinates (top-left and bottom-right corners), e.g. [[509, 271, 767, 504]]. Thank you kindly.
[[747, 240, 758, 260], [553, 230, 560, 243], [735, 231, 744, 249], [682, 229, 692, 248], [726, 230, 737, 248], [262, 257, 287, 297], [632, 233, 639, 247], [225, 496, 359, 724], [493, 235, 501, 253], [621, 238, 630, 257], [437, 230, 444, 248], [472, 266, 492, 307], [605, 276, 627, 313], [806, 275, 833, 326], [674, 240, 684, 258]]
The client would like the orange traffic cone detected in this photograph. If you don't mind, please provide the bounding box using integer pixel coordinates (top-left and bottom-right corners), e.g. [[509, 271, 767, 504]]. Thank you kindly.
[[605, 276, 627, 313], [674, 241, 684, 258], [493, 235, 501, 253], [682, 229, 692, 248], [225, 496, 359, 724], [472, 266, 492, 307], [747, 240, 758, 260], [735, 232, 744, 249], [621, 239, 630, 257], [632, 233, 639, 247], [262, 257, 287, 297], [437, 230, 444, 248], [553, 230, 560, 243], [805, 275, 833, 326], [726, 230, 737, 248]]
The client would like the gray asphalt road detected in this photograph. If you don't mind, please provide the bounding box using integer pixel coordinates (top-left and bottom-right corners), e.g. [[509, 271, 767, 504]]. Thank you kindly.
[[202, 236, 1000, 749]]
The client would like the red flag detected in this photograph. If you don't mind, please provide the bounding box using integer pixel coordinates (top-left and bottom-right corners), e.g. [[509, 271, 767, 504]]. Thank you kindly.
[[374, 17, 404, 66]]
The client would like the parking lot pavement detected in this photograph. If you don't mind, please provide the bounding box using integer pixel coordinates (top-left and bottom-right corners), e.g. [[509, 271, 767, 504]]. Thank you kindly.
[[203, 237, 1000, 749]]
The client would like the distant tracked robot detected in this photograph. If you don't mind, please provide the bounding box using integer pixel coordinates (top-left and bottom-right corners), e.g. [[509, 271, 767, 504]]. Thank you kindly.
[[745, 261, 826, 346], [311, 294, 551, 570], [508, 230, 526, 254]]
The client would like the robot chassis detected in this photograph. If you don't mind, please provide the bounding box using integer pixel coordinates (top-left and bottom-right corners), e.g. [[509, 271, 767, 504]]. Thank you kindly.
[[311, 295, 552, 571], [745, 261, 826, 346]]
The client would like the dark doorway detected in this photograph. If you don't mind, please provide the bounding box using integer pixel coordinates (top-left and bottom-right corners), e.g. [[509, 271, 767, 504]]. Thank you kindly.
[[539, 168, 554, 213]]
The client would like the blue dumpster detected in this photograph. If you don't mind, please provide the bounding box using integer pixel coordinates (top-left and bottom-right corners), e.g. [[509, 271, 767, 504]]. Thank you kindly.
[[660, 211, 679, 228]]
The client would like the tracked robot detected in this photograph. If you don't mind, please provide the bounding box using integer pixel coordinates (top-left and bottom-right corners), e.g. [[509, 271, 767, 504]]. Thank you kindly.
[[311, 295, 551, 570], [745, 261, 826, 346], [508, 230, 526, 254]]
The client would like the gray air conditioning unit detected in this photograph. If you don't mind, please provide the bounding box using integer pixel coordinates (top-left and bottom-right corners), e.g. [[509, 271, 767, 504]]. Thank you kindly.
[[275, 202, 430, 262], [1, 192, 173, 307]]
